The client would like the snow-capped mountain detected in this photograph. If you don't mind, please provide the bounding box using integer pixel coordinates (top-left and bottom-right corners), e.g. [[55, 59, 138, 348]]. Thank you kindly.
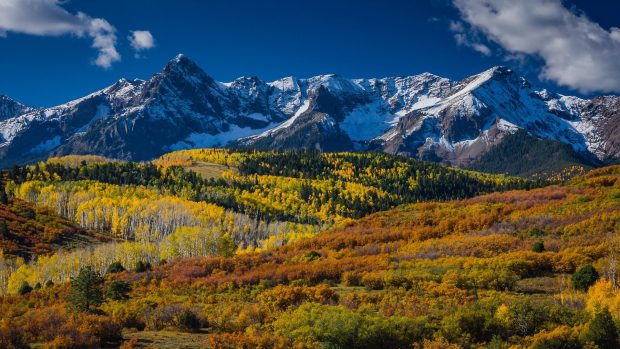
[[0, 95, 35, 121], [370, 66, 618, 165], [0, 55, 290, 164], [0, 54, 618, 168], [240, 66, 620, 166]]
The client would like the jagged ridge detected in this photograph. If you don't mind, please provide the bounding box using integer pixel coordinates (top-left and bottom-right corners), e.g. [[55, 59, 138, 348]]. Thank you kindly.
[[0, 55, 617, 170]]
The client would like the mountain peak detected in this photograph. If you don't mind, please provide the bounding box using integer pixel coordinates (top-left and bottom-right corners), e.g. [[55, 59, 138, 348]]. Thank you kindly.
[[475, 66, 517, 81], [173, 53, 186, 62], [233, 76, 263, 84], [268, 76, 298, 91], [0, 94, 30, 107], [486, 65, 512, 74], [485, 66, 526, 84], [418, 72, 442, 79], [0, 94, 35, 121], [308, 74, 364, 94], [159, 53, 214, 86], [450, 65, 521, 95], [165, 53, 200, 72], [104, 77, 145, 98], [483, 65, 533, 89]]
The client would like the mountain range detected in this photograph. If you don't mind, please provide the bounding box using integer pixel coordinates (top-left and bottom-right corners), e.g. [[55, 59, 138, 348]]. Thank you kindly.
[[0, 54, 618, 173]]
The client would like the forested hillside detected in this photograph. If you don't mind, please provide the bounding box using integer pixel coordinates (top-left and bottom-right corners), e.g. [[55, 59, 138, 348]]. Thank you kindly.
[[0, 196, 105, 261], [0, 162, 617, 348], [0, 180, 110, 296], [468, 130, 597, 179], [5, 150, 619, 348], [9, 149, 538, 226], [0, 150, 536, 296]]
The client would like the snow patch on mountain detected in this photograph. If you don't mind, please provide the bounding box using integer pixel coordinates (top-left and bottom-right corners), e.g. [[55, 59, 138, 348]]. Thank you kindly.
[[425, 67, 500, 114], [0, 112, 40, 144], [170, 123, 276, 150], [76, 105, 111, 133], [411, 96, 442, 110], [496, 119, 519, 133], [340, 101, 395, 141], [307, 74, 364, 94], [30, 136, 61, 154], [250, 99, 311, 139]]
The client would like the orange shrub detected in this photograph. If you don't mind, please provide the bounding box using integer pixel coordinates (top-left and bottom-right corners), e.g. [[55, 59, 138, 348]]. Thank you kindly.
[[208, 332, 293, 349], [258, 284, 338, 310]]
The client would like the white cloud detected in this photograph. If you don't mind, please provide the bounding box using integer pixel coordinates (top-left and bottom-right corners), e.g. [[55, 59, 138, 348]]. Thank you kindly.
[[129, 30, 155, 51], [452, 0, 620, 93], [450, 20, 491, 56], [0, 0, 120, 68]]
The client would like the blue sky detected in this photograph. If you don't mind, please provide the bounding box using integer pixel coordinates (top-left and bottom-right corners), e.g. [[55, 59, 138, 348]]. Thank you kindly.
[[0, 0, 619, 107]]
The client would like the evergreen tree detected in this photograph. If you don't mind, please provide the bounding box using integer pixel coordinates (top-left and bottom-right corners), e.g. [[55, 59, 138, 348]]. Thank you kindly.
[[532, 241, 545, 253], [0, 184, 8, 205], [0, 219, 8, 238], [68, 266, 103, 312], [106, 261, 125, 274], [529, 228, 544, 237], [581, 308, 618, 349], [134, 260, 152, 273], [178, 309, 201, 332], [572, 264, 599, 291], [18, 281, 32, 295], [106, 280, 131, 300]]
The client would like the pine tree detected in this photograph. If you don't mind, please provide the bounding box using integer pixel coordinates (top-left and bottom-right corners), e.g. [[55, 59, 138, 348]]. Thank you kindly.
[[18, 281, 32, 295], [106, 261, 125, 274], [572, 264, 599, 291], [134, 260, 152, 273], [106, 280, 131, 300], [178, 309, 201, 332], [532, 241, 545, 253], [0, 219, 8, 238], [581, 308, 618, 349], [0, 183, 8, 205], [68, 266, 103, 312]]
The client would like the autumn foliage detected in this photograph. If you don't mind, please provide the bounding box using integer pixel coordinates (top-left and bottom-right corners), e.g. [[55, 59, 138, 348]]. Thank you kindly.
[[0, 151, 618, 348]]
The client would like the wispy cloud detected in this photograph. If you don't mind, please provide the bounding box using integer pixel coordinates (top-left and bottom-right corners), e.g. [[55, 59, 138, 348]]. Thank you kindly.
[[449, 20, 491, 56], [0, 0, 126, 68], [452, 0, 620, 93]]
